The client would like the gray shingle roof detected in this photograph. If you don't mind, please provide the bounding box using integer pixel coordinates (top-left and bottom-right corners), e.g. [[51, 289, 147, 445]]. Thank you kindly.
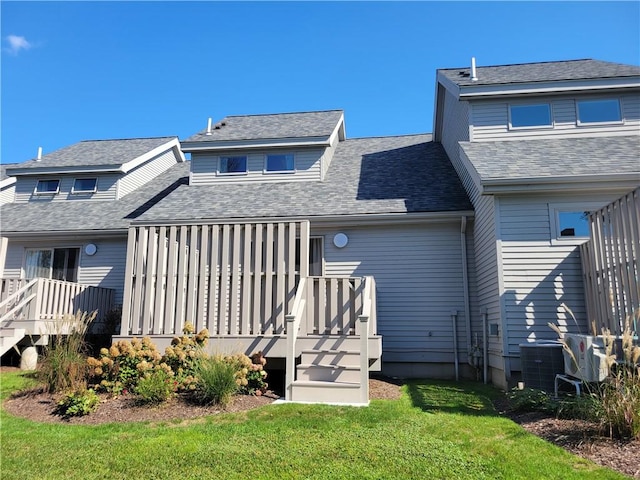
[[1, 164, 18, 181], [460, 135, 640, 181], [8, 137, 177, 171], [439, 59, 640, 87], [134, 135, 472, 223], [0, 162, 190, 233], [183, 110, 343, 143]]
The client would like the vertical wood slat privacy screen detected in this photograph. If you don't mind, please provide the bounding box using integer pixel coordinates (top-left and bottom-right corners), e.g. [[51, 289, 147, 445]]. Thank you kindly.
[[581, 187, 640, 335], [121, 221, 310, 337]]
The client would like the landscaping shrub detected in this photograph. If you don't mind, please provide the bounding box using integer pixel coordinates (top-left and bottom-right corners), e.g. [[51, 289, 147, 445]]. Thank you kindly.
[[39, 311, 96, 393], [193, 355, 239, 406], [87, 336, 164, 394], [507, 387, 556, 414], [134, 367, 176, 405], [55, 388, 99, 417], [163, 322, 208, 391]]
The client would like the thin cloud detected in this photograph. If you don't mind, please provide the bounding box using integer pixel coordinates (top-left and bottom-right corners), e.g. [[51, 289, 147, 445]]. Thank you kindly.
[[5, 35, 33, 55]]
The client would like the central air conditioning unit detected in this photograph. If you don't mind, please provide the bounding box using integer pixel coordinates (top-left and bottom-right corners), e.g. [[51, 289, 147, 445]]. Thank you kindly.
[[562, 334, 609, 382]]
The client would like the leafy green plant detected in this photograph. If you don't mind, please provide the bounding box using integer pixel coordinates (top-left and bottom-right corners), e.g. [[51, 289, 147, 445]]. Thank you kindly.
[[193, 355, 239, 406], [507, 387, 556, 414], [39, 310, 97, 393], [55, 388, 99, 417], [134, 367, 176, 405]]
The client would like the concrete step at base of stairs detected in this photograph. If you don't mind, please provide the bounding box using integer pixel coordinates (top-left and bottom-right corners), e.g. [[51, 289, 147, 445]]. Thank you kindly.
[[297, 364, 361, 383], [290, 380, 367, 405], [300, 349, 360, 367]]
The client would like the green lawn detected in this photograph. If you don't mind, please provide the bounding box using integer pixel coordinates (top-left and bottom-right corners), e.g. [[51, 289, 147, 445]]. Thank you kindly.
[[0, 372, 625, 480]]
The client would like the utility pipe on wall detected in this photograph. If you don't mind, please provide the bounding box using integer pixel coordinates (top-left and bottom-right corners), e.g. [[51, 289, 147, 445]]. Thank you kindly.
[[451, 310, 459, 381], [460, 216, 472, 366], [481, 307, 488, 384]]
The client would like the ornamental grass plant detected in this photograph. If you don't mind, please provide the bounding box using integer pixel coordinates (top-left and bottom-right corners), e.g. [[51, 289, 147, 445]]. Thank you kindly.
[[38, 310, 97, 393]]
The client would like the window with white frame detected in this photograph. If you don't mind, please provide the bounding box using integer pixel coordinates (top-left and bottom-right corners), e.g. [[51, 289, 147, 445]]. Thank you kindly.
[[509, 103, 553, 129], [72, 178, 97, 194], [34, 179, 60, 195], [295, 237, 324, 276], [265, 153, 295, 173], [577, 98, 622, 125], [549, 203, 603, 243], [219, 156, 247, 175], [24, 247, 80, 282]]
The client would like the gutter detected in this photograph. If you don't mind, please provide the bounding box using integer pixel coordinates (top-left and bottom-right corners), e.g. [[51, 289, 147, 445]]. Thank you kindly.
[[0, 229, 127, 239], [481, 174, 640, 195]]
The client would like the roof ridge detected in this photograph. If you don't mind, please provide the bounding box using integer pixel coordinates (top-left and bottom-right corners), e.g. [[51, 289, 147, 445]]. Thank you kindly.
[[79, 136, 177, 143], [439, 58, 595, 72], [346, 133, 432, 141], [222, 109, 343, 119]]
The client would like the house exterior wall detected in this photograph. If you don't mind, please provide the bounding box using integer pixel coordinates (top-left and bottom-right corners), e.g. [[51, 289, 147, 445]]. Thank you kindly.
[[13, 174, 119, 203], [471, 92, 640, 141], [439, 87, 502, 379], [2, 237, 127, 305], [0, 185, 15, 205], [320, 127, 342, 180], [497, 191, 630, 372], [312, 221, 470, 372], [190, 147, 326, 185], [118, 148, 179, 198]]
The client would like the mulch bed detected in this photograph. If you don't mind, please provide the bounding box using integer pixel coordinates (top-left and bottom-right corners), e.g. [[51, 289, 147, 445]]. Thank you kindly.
[[2, 368, 636, 478]]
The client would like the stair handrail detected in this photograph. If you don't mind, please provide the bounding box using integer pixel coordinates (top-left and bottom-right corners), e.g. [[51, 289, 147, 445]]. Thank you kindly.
[[285, 277, 308, 401], [0, 278, 38, 322], [358, 276, 376, 404]]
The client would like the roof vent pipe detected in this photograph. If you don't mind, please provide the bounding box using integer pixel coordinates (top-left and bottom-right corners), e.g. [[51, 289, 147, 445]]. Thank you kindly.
[[471, 57, 478, 82], [37, 147, 42, 161], [205, 117, 212, 136]]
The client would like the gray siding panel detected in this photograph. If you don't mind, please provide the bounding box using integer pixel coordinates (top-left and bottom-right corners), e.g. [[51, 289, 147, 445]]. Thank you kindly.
[[471, 93, 640, 141], [1, 237, 127, 305], [14, 174, 118, 203], [0, 185, 15, 205], [190, 147, 325, 185], [118, 149, 178, 198], [498, 193, 625, 356], [314, 222, 469, 363]]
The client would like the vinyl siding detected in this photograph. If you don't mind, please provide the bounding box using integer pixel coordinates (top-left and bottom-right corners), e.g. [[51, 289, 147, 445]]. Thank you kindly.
[[118, 149, 178, 198], [0, 185, 15, 205], [321, 127, 342, 179], [471, 92, 640, 141], [14, 174, 119, 203], [313, 222, 469, 364], [190, 147, 325, 185], [2, 237, 127, 304], [440, 87, 499, 368], [498, 192, 628, 357]]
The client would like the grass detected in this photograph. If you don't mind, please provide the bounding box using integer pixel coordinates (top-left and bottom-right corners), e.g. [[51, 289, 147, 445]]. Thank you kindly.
[[0, 372, 626, 480]]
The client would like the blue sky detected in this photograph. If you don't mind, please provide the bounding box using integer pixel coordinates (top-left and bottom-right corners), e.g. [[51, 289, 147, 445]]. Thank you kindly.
[[2, 1, 639, 164]]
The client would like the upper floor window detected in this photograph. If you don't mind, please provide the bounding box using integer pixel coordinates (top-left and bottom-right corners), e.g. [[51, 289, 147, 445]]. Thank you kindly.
[[219, 156, 247, 175], [34, 179, 60, 195], [577, 99, 622, 125], [558, 211, 591, 238], [72, 178, 97, 194], [509, 103, 552, 129], [265, 154, 295, 173]]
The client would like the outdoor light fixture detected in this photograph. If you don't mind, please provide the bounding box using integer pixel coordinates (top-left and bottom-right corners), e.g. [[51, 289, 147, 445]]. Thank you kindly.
[[333, 233, 348, 248]]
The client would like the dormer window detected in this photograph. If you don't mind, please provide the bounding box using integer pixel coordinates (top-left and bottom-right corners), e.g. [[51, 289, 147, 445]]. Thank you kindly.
[[265, 154, 295, 173], [509, 103, 552, 129], [72, 178, 97, 194], [34, 179, 60, 195], [577, 99, 622, 125], [219, 156, 247, 175]]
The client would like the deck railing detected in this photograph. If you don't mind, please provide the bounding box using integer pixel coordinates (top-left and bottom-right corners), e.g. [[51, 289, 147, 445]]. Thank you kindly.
[[0, 277, 115, 327], [285, 275, 377, 401]]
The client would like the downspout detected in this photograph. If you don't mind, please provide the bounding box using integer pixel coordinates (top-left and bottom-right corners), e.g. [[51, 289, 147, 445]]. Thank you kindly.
[[460, 216, 472, 366]]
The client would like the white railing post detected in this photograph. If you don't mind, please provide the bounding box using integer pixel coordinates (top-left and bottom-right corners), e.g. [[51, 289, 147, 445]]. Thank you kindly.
[[285, 278, 307, 401], [358, 276, 375, 404]]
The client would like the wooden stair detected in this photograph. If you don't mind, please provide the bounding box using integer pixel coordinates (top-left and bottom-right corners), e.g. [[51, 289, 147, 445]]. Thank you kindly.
[[0, 326, 26, 357], [290, 349, 369, 405]]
